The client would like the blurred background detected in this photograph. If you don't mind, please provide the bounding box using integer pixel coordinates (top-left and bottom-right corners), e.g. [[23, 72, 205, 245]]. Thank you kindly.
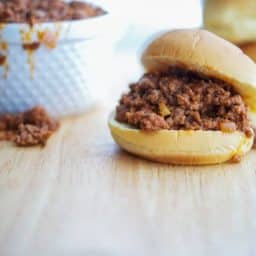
[[88, 0, 202, 103], [103, 0, 202, 51]]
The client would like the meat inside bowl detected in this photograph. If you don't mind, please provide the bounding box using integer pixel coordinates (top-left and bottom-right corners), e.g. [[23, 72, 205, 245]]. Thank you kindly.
[[0, 0, 119, 117], [0, 0, 106, 23]]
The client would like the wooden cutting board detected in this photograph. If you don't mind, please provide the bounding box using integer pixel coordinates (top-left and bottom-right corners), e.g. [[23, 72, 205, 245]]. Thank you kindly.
[[0, 102, 256, 256]]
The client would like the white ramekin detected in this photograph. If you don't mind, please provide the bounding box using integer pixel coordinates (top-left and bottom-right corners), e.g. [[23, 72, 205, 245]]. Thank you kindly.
[[0, 5, 122, 117]]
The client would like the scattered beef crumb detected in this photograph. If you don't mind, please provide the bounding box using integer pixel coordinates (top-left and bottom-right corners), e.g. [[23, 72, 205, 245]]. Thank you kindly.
[[231, 154, 242, 163], [0, 106, 59, 147], [253, 128, 256, 149]]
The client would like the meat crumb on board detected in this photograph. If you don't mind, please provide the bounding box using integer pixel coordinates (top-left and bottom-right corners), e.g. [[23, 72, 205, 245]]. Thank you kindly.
[[0, 106, 59, 147]]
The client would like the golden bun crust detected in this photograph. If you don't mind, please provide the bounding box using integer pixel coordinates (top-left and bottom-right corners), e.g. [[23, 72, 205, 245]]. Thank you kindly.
[[240, 42, 256, 62], [203, 0, 256, 44], [108, 113, 253, 165], [141, 29, 256, 111]]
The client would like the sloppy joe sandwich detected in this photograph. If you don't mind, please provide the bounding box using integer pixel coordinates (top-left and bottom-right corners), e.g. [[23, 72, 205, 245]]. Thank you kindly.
[[203, 0, 256, 61], [108, 29, 256, 165]]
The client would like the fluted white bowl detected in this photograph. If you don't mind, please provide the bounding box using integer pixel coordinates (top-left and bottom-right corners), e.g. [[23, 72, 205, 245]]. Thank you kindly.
[[0, 7, 122, 117]]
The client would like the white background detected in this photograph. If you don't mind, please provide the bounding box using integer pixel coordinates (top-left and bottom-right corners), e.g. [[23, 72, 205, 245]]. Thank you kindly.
[[92, 0, 202, 50]]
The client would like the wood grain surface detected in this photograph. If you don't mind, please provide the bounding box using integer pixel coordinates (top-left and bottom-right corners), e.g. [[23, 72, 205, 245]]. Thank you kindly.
[[1, 104, 256, 256], [1, 54, 256, 256]]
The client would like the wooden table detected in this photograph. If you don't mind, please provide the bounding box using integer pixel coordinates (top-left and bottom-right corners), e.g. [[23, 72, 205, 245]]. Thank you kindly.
[[1, 54, 256, 256]]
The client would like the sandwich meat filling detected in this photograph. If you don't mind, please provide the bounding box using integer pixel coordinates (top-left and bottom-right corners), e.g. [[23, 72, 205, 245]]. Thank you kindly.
[[116, 68, 254, 138]]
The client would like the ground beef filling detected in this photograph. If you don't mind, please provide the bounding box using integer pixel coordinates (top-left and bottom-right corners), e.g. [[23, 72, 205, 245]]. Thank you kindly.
[[0, 0, 105, 24], [0, 107, 59, 147], [116, 69, 254, 138]]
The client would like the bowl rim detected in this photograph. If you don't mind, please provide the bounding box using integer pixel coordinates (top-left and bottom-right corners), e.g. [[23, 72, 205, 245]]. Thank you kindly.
[[0, 11, 121, 42], [0, 11, 109, 27]]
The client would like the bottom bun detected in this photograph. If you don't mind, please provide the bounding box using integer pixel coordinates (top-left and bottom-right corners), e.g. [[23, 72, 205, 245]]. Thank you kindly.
[[239, 42, 256, 62], [108, 113, 253, 165]]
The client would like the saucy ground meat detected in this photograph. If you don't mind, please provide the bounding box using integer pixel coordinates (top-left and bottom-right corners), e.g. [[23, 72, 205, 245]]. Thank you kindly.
[[0, 0, 105, 24], [116, 68, 253, 135], [0, 106, 59, 146]]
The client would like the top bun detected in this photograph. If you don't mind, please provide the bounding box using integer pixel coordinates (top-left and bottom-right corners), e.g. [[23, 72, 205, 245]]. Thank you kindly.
[[203, 0, 256, 44], [141, 29, 256, 111]]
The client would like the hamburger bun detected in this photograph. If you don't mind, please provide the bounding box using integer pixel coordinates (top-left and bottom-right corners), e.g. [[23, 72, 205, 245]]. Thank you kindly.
[[203, 0, 256, 44], [109, 113, 253, 165], [109, 29, 256, 165]]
